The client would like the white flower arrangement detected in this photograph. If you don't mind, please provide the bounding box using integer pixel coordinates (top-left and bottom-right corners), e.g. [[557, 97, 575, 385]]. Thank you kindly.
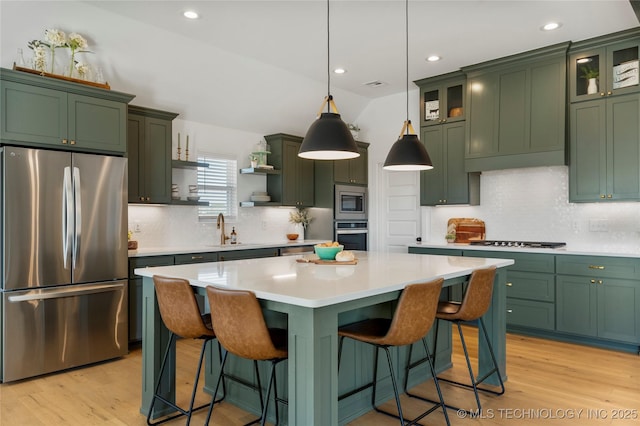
[[289, 207, 313, 229], [27, 28, 92, 78]]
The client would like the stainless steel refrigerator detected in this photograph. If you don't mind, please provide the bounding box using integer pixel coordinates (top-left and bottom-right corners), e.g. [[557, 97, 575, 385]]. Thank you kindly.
[[1, 146, 128, 382]]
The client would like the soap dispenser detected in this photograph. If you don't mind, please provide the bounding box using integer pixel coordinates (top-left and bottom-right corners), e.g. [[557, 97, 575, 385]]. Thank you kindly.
[[230, 227, 237, 244]]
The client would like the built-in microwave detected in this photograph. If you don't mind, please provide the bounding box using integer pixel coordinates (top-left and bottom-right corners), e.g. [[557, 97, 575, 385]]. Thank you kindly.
[[335, 184, 367, 220]]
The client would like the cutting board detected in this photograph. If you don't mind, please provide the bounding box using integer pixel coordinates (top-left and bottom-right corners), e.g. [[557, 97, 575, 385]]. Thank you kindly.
[[447, 218, 485, 243], [296, 258, 358, 265]]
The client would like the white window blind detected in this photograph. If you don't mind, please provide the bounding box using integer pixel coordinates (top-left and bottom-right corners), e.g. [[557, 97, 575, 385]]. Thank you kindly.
[[197, 153, 237, 220]]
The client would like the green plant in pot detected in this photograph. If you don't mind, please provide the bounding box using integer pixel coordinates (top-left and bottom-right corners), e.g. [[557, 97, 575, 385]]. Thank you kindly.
[[580, 65, 599, 94]]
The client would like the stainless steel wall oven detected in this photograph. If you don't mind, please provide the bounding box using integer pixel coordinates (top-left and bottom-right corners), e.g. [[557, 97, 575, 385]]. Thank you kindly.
[[335, 221, 368, 251]]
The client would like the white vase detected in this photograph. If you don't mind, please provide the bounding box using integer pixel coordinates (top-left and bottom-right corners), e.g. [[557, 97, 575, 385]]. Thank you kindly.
[[587, 78, 598, 95], [295, 223, 305, 241]]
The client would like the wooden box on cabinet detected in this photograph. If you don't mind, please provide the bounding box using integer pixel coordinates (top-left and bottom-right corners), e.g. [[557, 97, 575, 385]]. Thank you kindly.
[[127, 105, 178, 204]]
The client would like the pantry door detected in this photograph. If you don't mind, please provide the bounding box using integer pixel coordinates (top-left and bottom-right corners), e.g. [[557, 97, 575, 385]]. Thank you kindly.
[[374, 163, 421, 252]]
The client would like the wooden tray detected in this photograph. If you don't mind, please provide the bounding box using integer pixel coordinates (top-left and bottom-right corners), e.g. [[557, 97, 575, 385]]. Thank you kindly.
[[447, 218, 485, 243], [296, 258, 358, 265], [13, 64, 111, 90]]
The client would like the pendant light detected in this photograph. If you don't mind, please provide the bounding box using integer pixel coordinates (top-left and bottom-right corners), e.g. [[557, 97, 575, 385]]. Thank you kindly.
[[383, 0, 433, 171], [299, 0, 360, 161]]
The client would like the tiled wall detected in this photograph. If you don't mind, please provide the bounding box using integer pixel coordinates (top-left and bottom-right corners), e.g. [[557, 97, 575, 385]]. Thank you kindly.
[[425, 165, 640, 254]]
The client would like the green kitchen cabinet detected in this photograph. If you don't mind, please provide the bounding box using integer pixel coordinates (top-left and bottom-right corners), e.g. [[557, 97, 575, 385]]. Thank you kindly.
[[556, 255, 640, 344], [127, 105, 178, 204], [265, 133, 314, 207], [462, 43, 569, 172], [568, 28, 640, 103], [128, 255, 175, 343], [174, 252, 219, 264], [333, 142, 368, 185], [420, 122, 479, 206], [569, 93, 640, 202], [415, 71, 465, 128], [218, 247, 280, 261], [1, 68, 134, 153]]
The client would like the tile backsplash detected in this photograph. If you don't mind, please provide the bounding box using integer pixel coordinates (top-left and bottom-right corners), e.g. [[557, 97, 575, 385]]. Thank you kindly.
[[128, 205, 307, 248], [425, 166, 640, 254]]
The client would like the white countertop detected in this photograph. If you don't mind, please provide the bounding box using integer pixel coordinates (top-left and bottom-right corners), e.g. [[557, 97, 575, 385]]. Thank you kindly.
[[409, 242, 640, 258], [135, 251, 514, 308], [128, 240, 327, 257]]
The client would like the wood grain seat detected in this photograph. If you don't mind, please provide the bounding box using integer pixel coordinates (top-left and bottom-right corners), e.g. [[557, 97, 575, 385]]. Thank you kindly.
[[338, 278, 450, 426], [205, 286, 288, 426]]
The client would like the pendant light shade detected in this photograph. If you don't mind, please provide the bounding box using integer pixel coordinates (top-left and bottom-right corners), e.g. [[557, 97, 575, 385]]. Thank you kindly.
[[299, 0, 360, 161], [383, 0, 434, 171]]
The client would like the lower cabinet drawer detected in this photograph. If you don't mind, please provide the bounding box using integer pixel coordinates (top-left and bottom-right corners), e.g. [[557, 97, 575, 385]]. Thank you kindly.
[[507, 271, 555, 302], [507, 298, 555, 330]]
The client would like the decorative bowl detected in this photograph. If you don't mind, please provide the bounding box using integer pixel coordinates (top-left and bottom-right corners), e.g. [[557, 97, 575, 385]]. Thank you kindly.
[[314, 244, 344, 260], [286, 233, 299, 241]]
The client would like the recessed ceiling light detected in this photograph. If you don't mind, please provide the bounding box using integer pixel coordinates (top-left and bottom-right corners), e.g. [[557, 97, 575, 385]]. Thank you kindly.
[[183, 10, 199, 19], [542, 22, 561, 31], [426, 55, 441, 62], [334, 68, 346, 74]]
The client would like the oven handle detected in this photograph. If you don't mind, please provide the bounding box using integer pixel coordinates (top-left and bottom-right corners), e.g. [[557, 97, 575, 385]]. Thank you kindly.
[[336, 229, 368, 234]]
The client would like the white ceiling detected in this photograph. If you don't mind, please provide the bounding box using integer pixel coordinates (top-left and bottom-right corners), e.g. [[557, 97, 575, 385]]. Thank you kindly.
[[90, 0, 638, 99]]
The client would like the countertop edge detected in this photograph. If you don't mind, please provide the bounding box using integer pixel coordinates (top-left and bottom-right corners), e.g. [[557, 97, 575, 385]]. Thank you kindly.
[[128, 240, 328, 257], [408, 243, 640, 258]]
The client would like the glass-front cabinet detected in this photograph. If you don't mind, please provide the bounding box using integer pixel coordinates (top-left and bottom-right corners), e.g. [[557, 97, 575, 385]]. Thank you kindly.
[[416, 71, 465, 127], [569, 29, 640, 102]]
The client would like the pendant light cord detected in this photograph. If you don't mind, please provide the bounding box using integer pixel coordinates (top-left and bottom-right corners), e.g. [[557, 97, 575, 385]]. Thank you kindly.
[[327, 0, 331, 112], [405, 0, 409, 135]]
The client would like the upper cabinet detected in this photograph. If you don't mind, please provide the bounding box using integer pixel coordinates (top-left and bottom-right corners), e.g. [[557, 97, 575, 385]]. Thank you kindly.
[[462, 43, 569, 172], [568, 28, 640, 202], [264, 133, 314, 207], [0, 68, 134, 154], [333, 142, 368, 185], [569, 28, 640, 103], [127, 105, 178, 204], [415, 72, 479, 206], [415, 71, 465, 128]]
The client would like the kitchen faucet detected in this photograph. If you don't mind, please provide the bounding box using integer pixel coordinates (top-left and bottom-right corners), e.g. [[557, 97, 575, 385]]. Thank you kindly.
[[216, 213, 229, 245]]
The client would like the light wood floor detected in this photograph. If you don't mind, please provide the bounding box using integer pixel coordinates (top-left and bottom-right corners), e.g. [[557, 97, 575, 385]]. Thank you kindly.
[[1, 328, 638, 425]]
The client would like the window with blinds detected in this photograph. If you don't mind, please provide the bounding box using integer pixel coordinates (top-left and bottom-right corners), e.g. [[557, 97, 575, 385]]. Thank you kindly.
[[197, 153, 238, 220]]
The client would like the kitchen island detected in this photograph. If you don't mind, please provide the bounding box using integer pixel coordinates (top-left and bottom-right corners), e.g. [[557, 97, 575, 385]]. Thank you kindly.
[[135, 251, 514, 425]]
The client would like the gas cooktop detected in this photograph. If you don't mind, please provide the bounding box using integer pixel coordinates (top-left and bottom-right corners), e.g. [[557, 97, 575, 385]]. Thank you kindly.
[[469, 240, 566, 249]]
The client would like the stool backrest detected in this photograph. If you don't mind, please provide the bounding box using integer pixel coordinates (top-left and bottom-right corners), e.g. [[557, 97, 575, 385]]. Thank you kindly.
[[457, 266, 497, 321], [153, 275, 213, 339], [206, 286, 282, 360], [383, 278, 444, 347]]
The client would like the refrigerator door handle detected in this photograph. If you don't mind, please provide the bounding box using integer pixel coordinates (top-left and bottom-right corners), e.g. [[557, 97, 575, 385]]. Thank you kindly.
[[63, 166, 73, 269], [7, 282, 125, 302], [73, 166, 81, 270]]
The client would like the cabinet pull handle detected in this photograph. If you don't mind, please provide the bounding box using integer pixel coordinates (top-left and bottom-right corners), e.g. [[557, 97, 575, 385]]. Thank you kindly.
[[507, 309, 513, 313], [62, 139, 68, 144], [588, 265, 605, 270], [506, 282, 513, 287], [191, 256, 204, 260]]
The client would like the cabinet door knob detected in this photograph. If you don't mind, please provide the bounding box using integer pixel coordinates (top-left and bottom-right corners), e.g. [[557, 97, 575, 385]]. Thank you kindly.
[[607, 194, 612, 198], [139, 197, 144, 201], [506, 282, 513, 287], [591, 279, 596, 284], [62, 139, 68, 144], [607, 91, 612, 95], [70, 140, 76, 145], [600, 92, 605, 97], [146, 197, 150, 201], [600, 194, 606, 199]]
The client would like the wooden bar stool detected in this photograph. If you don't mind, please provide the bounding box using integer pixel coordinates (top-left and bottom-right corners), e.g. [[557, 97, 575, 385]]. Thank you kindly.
[[405, 265, 505, 413], [337, 278, 450, 426], [147, 275, 224, 426], [205, 286, 288, 426]]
